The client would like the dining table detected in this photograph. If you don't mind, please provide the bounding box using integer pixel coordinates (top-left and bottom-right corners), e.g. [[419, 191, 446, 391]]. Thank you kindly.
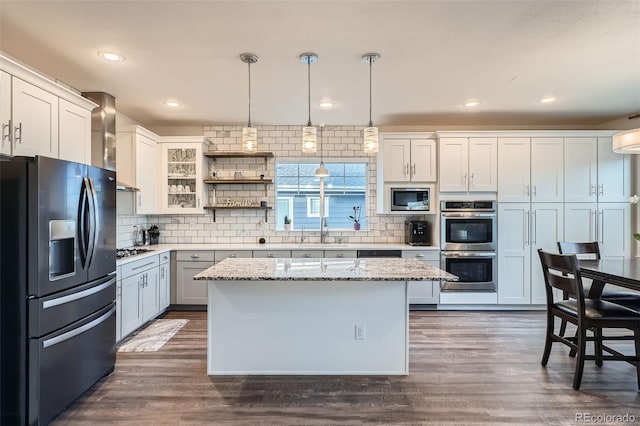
[[579, 258, 640, 297]]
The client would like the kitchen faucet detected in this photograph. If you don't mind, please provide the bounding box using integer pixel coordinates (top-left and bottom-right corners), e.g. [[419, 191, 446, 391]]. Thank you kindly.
[[300, 225, 306, 243], [320, 217, 329, 244]]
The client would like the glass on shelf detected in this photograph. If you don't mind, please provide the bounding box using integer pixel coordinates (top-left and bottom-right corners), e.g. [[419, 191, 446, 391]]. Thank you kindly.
[[168, 148, 196, 162]]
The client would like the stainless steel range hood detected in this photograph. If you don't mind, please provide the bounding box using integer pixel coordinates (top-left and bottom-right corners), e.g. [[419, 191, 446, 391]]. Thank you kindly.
[[81, 91, 138, 191]]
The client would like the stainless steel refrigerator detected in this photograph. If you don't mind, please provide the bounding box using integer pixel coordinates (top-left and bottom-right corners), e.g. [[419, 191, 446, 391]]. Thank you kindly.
[[1, 156, 117, 425]]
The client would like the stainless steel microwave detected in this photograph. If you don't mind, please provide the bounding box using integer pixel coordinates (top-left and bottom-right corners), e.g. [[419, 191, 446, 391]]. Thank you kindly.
[[390, 187, 430, 211]]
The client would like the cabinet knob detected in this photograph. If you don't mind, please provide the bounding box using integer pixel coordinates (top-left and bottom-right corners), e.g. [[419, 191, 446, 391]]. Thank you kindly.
[[190, 254, 200, 259], [415, 253, 424, 258], [229, 254, 237, 258], [267, 254, 275, 258], [303, 254, 311, 258], [336, 254, 344, 258]]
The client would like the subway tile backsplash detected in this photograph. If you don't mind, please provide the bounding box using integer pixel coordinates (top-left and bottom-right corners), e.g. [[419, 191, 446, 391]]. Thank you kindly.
[[116, 125, 434, 246]]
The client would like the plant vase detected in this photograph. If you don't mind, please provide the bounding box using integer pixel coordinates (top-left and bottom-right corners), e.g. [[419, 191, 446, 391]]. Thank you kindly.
[[284, 223, 292, 231], [353, 222, 361, 231]]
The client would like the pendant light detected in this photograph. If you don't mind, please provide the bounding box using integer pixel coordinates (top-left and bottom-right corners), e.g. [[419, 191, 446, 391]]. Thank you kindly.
[[315, 125, 329, 177], [362, 53, 381, 154], [240, 53, 258, 153], [301, 53, 318, 153]]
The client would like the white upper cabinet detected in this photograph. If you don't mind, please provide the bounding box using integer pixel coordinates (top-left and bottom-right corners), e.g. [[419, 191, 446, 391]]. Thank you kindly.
[[11, 77, 59, 158], [159, 139, 208, 214], [531, 138, 564, 203], [0, 71, 11, 156], [440, 136, 497, 192], [564, 136, 631, 203], [58, 98, 91, 165], [382, 137, 436, 182]]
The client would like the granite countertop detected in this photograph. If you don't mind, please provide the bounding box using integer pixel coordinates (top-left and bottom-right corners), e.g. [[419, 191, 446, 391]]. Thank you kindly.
[[116, 243, 441, 266], [194, 258, 458, 282]]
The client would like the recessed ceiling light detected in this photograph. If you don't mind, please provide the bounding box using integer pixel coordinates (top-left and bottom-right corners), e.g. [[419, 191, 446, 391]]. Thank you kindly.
[[317, 100, 336, 109], [463, 100, 480, 107], [539, 96, 557, 103], [98, 51, 125, 62], [163, 100, 182, 108]]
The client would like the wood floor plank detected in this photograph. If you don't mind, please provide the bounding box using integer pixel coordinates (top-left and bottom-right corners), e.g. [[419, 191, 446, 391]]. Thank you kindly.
[[51, 311, 640, 425]]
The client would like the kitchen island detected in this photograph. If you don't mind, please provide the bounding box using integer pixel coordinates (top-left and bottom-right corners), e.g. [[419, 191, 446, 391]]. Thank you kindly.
[[195, 258, 456, 375]]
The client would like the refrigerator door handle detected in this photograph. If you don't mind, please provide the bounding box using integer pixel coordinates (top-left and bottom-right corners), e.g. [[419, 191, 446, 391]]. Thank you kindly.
[[42, 277, 116, 309], [79, 178, 91, 268], [42, 306, 115, 348], [85, 178, 98, 267]]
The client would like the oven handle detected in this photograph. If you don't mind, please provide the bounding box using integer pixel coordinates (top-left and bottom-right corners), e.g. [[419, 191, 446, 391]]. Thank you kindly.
[[441, 213, 496, 218], [441, 251, 497, 258]]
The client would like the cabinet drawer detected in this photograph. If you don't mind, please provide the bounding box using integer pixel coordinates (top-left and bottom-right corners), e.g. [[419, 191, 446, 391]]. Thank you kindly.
[[323, 250, 357, 259], [253, 250, 291, 258], [175, 251, 215, 262], [291, 250, 324, 259], [120, 255, 159, 279], [159, 251, 170, 264], [402, 250, 440, 262], [215, 250, 252, 262]]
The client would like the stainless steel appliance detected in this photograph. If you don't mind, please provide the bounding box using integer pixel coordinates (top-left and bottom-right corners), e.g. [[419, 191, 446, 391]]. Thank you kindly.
[[440, 201, 497, 292], [405, 220, 431, 246], [1, 156, 116, 425], [390, 187, 430, 211]]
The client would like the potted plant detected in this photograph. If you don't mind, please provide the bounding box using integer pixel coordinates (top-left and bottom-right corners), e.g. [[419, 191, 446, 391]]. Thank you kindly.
[[348, 206, 362, 230], [284, 215, 292, 231]]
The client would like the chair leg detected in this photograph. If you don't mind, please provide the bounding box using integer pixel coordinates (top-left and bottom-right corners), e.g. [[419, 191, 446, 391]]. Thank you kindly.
[[635, 329, 640, 391], [559, 318, 567, 338], [573, 326, 587, 390], [569, 328, 578, 358], [541, 311, 555, 366], [594, 327, 603, 367]]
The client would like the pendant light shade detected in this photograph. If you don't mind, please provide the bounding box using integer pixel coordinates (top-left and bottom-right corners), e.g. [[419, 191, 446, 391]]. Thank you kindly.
[[301, 53, 318, 153], [362, 53, 380, 154], [613, 128, 640, 153], [315, 125, 329, 177], [240, 53, 258, 153]]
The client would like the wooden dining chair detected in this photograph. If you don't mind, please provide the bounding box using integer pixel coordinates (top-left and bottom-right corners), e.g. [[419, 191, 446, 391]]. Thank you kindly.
[[538, 249, 640, 390]]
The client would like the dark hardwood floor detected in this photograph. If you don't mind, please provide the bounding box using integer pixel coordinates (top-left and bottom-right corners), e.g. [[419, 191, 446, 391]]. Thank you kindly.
[[52, 311, 640, 425]]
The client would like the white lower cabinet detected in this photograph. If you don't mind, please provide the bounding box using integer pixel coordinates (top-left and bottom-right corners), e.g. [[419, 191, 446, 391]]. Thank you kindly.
[[564, 202, 631, 259], [159, 252, 171, 311], [402, 250, 440, 304], [175, 251, 215, 305], [119, 255, 161, 339], [498, 203, 563, 305], [116, 266, 122, 342]]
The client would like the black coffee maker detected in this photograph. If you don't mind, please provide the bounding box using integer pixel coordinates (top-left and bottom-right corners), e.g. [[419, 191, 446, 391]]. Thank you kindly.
[[405, 221, 431, 246]]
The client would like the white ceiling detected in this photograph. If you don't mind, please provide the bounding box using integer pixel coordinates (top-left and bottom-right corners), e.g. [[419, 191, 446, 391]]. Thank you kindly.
[[1, 0, 639, 129]]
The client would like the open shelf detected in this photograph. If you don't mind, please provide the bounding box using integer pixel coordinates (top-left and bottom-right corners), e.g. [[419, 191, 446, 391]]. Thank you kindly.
[[204, 151, 274, 159], [203, 178, 273, 184], [204, 205, 272, 222]]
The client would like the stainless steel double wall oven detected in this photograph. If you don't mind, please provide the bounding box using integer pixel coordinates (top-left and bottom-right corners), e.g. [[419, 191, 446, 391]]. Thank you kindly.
[[440, 201, 497, 292]]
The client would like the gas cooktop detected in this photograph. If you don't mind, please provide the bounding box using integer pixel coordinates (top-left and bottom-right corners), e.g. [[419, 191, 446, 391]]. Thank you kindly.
[[116, 247, 153, 259]]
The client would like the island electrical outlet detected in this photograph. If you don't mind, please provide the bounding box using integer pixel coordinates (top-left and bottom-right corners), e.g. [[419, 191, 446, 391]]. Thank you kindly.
[[355, 324, 365, 340]]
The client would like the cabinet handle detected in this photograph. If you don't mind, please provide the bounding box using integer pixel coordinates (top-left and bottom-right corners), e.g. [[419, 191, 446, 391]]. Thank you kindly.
[[14, 122, 22, 145], [2, 119, 10, 147], [591, 209, 597, 241], [412, 163, 416, 177], [415, 253, 424, 258], [336, 254, 344, 258], [303, 254, 311, 258], [131, 261, 156, 271], [470, 173, 475, 188], [266, 254, 275, 258], [525, 184, 530, 196], [590, 184, 596, 196], [229, 254, 237, 258], [531, 211, 537, 245], [532, 186, 537, 196], [404, 164, 409, 177], [160, 267, 164, 279], [463, 173, 467, 187], [598, 184, 603, 196], [524, 211, 529, 245], [598, 211, 604, 244], [190, 254, 200, 259]]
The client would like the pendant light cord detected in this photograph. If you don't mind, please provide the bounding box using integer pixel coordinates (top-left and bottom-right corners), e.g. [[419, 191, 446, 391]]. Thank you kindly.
[[368, 56, 373, 127], [247, 60, 252, 127], [307, 57, 312, 127]]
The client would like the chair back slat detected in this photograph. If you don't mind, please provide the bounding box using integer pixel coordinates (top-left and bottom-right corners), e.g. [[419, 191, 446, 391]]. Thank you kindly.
[[538, 249, 586, 312], [557, 241, 601, 260]]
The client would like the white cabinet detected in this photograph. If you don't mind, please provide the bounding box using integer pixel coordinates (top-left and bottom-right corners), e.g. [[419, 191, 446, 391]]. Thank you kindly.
[[564, 137, 631, 203], [382, 138, 437, 182], [0, 71, 11, 156], [120, 255, 161, 338], [159, 252, 171, 311], [497, 203, 563, 305], [439, 137, 497, 192], [11, 77, 59, 158], [159, 138, 209, 214], [116, 266, 122, 342], [116, 126, 159, 214], [498, 137, 564, 203], [402, 250, 440, 304], [175, 251, 215, 305], [564, 202, 631, 259], [58, 98, 91, 165]]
